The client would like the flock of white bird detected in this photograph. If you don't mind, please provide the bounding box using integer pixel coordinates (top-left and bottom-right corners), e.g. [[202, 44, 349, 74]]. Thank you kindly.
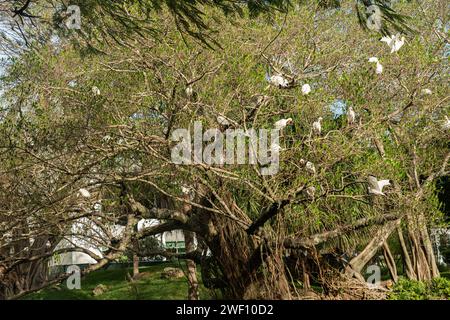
[[80, 33, 447, 201], [259, 33, 446, 197]]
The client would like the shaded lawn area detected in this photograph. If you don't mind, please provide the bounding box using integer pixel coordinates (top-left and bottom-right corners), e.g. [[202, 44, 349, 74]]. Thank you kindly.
[[24, 262, 212, 300]]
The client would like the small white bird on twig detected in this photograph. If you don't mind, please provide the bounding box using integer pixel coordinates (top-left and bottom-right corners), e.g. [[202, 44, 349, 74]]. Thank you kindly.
[[421, 88, 432, 95], [186, 85, 193, 97], [300, 159, 316, 175], [217, 115, 230, 126], [274, 118, 293, 130], [78, 188, 91, 198], [347, 106, 356, 125], [92, 86, 100, 96], [368, 57, 383, 74], [312, 117, 323, 135], [302, 84, 311, 95], [380, 34, 405, 53], [181, 186, 191, 195], [367, 176, 392, 196], [268, 74, 289, 88]]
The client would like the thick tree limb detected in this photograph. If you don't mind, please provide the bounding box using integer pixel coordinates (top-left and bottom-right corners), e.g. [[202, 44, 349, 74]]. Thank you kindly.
[[284, 213, 401, 249]]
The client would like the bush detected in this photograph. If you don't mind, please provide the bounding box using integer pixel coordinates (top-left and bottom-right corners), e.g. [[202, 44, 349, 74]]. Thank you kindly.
[[388, 277, 450, 300]]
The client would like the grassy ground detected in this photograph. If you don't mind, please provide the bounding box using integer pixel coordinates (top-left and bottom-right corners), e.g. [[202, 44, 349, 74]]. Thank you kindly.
[[24, 262, 212, 300]]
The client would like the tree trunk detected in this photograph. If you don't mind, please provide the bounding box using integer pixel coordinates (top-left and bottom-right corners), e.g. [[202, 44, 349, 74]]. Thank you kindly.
[[133, 254, 139, 277], [200, 213, 292, 299], [302, 259, 311, 291], [405, 212, 439, 281], [346, 219, 400, 279], [397, 226, 417, 280], [184, 230, 199, 300], [382, 242, 398, 283]]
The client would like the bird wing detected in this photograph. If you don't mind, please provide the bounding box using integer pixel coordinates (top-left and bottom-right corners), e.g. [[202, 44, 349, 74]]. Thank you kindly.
[[367, 176, 380, 191], [274, 119, 285, 128], [380, 36, 391, 44], [378, 180, 391, 190], [376, 63, 383, 74]]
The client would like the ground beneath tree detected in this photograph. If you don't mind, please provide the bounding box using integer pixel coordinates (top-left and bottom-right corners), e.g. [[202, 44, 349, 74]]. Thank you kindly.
[[23, 263, 210, 300]]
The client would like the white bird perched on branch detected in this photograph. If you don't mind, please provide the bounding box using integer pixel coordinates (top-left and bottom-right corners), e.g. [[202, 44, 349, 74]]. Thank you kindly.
[[268, 74, 289, 88], [274, 118, 293, 130], [367, 176, 392, 196], [312, 117, 323, 135], [442, 116, 450, 130], [217, 115, 230, 126], [347, 106, 356, 125], [185, 85, 193, 97], [368, 57, 383, 74], [299, 159, 316, 175], [78, 188, 91, 198], [302, 83, 311, 95], [380, 33, 405, 53], [421, 88, 432, 95], [181, 186, 191, 195], [92, 86, 101, 96]]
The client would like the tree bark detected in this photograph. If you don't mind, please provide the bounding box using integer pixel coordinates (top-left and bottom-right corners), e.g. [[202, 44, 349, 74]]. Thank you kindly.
[[397, 226, 417, 280], [345, 219, 400, 279], [195, 207, 292, 299], [382, 242, 398, 283], [184, 230, 199, 300], [133, 254, 139, 277]]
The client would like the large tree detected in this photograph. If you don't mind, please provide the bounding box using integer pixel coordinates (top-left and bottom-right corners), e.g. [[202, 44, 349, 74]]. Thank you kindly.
[[0, 0, 448, 299]]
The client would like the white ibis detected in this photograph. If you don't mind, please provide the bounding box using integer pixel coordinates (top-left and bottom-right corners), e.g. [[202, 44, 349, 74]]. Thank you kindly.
[[78, 188, 91, 198], [368, 57, 383, 74], [367, 176, 392, 196], [300, 159, 316, 175], [92, 86, 101, 96], [93, 202, 102, 212], [380, 33, 405, 53], [274, 118, 293, 130], [181, 186, 191, 195], [269, 74, 289, 88], [102, 135, 112, 143], [186, 85, 193, 97], [302, 84, 311, 95], [347, 106, 356, 125], [217, 115, 230, 126], [312, 117, 323, 135], [305, 161, 316, 175]]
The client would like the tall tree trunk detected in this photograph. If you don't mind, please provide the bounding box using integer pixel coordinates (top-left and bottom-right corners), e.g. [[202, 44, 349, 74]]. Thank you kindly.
[[417, 213, 439, 278], [133, 254, 139, 277], [405, 212, 438, 281], [397, 226, 417, 279], [346, 219, 401, 279], [382, 243, 398, 283], [202, 214, 292, 299], [184, 230, 199, 300]]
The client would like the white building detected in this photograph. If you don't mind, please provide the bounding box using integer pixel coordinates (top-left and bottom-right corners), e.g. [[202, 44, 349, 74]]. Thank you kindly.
[[50, 218, 185, 266]]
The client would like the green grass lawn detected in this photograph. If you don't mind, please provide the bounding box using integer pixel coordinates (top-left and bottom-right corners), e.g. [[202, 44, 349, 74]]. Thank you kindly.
[[24, 262, 212, 300]]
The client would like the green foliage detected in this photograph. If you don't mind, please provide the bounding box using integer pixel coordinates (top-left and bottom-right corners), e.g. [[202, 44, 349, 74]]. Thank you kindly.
[[388, 277, 450, 300]]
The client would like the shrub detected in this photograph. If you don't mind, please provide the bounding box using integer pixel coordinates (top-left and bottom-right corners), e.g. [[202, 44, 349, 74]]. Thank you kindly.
[[388, 277, 450, 300]]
